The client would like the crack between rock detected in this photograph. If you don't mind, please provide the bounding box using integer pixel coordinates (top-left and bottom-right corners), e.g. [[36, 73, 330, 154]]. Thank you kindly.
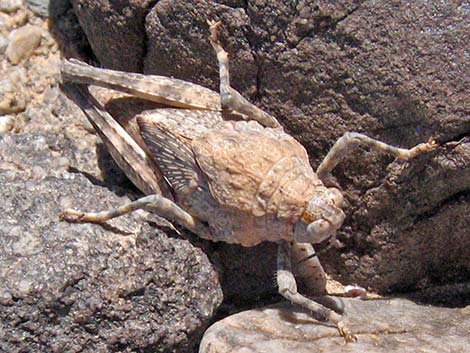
[[141, 0, 161, 73], [227, 321, 340, 343], [354, 327, 414, 337], [242, 3, 263, 101], [215, 0, 248, 10], [246, 38, 263, 101], [333, 89, 470, 147], [406, 282, 470, 307], [411, 189, 470, 225], [439, 132, 470, 145], [229, 319, 415, 344], [334, 5, 361, 26]]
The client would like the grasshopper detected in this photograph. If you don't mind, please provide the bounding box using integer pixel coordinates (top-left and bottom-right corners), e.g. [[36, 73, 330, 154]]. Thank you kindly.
[[60, 21, 437, 342]]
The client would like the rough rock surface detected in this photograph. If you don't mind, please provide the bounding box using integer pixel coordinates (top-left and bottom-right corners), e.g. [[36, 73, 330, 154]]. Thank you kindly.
[[0, 4, 62, 132], [1, 1, 467, 351], [0, 6, 230, 351], [199, 299, 470, 353], [0, 133, 223, 352], [70, 0, 155, 72], [67, 0, 470, 294]]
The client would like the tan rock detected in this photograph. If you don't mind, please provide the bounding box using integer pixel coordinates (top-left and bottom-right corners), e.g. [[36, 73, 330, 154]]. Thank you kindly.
[[0, 0, 23, 14], [200, 298, 470, 353], [0, 92, 25, 114], [6, 25, 42, 64]]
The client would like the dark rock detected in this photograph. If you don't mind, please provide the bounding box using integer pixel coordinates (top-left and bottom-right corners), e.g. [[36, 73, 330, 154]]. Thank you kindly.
[[211, 242, 278, 304], [64, 0, 470, 294], [70, 0, 154, 72], [199, 298, 470, 353], [0, 133, 223, 353], [341, 146, 470, 292], [145, 0, 257, 95], [48, 0, 90, 59]]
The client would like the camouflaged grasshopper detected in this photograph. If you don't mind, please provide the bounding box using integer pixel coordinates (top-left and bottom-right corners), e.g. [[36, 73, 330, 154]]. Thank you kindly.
[[60, 21, 437, 342]]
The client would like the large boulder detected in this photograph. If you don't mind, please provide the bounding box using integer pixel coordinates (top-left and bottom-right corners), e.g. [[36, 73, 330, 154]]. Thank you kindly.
[[0, 132, 222, 352], [199, 299, 470, 353]]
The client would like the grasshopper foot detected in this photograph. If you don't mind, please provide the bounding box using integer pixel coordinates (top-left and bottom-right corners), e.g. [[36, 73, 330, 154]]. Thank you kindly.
[[60, 209, 87, 223], [405, 138, 438, 159], [207, 19, 222, 44], [337, 321, 357, 343]]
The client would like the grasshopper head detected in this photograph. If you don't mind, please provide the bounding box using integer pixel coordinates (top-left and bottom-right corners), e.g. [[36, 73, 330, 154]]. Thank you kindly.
[[294, 187, 345, 244]]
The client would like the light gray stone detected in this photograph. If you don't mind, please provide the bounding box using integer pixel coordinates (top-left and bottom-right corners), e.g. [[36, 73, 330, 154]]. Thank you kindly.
[[200, 299, 470, 353], [0, 34, 7, 54], [25, 0, 49, 17], [26, 0, 70, 17], [0, 115, 15, 133]]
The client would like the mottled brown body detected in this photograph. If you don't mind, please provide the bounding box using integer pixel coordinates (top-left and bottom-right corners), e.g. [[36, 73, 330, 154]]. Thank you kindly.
[[192, 121, 322, 245], [98, 86, 324, 247]]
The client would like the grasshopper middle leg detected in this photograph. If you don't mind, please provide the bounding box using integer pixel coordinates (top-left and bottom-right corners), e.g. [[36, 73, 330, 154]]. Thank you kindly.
[[207, 20, 280, 128], [316, 132, 437, 180]]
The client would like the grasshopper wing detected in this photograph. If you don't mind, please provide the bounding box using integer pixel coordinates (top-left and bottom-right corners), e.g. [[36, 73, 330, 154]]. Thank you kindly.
[[137, 109, 222, 196]]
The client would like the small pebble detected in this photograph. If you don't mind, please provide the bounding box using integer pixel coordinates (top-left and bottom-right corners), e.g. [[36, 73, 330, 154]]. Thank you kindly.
[[6, 9, 29, 27], [344, 284, 368, 299], [32, 165, 46, 179], [0, 115, 16, 133], [6, 25, 43, 64], [0, 0, 23, 13], [0, 34, 7, 54], [0, 93, 26, 114], [0, 289, 13, 306], [25, 0, 57, 18]]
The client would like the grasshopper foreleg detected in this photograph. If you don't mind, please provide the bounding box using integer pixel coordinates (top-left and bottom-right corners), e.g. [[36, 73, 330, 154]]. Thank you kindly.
[[277, 241, 357, 343], [291, 242, 327, 295]]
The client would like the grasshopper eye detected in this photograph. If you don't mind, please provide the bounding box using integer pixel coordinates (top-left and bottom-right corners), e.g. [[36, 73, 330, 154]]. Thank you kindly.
[[328, 187, 343, 208], [306, 219, 332, 244]]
